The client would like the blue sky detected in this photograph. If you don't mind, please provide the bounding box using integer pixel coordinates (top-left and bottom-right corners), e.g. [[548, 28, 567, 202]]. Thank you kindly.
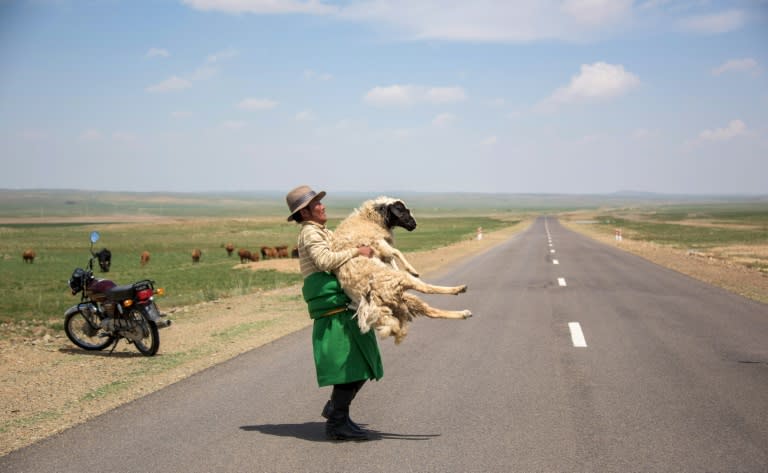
[[1, 0, 766, 195]]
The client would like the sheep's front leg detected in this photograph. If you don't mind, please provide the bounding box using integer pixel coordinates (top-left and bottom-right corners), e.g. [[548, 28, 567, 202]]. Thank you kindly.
[[373, 240, 419, 276], [391, 248, 419, 277], [404, 274, 467, 295]]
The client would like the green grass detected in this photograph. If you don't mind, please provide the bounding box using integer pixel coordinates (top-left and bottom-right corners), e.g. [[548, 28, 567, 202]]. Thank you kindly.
[[645, 202, 768, 225], [595, 211, 768, 249], [0, 215, 515, 325]]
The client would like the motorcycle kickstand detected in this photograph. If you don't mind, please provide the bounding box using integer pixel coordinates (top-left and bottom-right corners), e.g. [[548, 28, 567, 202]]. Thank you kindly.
[[108, 337, 120, 354]]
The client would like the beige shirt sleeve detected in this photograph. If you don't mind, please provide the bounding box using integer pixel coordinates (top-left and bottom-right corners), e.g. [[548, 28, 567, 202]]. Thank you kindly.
[[298, 222, 358, 277]]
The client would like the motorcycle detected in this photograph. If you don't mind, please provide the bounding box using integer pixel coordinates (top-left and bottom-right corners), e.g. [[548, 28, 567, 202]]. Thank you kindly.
[[64, 231, 171, 356]]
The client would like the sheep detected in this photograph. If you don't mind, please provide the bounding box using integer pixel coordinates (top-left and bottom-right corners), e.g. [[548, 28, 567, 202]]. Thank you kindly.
[[238, 248, 259, 263], [192, 248, 202, 263], [22, 249, 36, 264], [331, 196, 472, 344], [95, 248, 111, 272], [140, 251, 150, 266], [225, 243, 234, 257]]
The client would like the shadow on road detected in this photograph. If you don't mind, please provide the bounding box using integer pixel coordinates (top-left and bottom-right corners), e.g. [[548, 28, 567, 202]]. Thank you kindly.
[[57, 347, 148, 358], [240, 423, 441, 442]]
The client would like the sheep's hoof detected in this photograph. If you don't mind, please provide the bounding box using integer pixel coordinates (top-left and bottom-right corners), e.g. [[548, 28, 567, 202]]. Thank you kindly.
[[456, 285, 468, 294], [462, 310, 472, 319]]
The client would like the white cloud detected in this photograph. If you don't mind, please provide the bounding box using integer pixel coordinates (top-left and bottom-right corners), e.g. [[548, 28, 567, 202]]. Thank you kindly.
[[145, 48, 170, 58], [171, 111, 192, 119], [543, 62, 640, 107], [699, 120, 747, 142], [364, 85, 466, 107], [237, 98, 279, 110], [576, 134, 601, 145], [182, 1, 636, 43], [481, 135, 497, 146], [712, 58, 758, 76], [425, 87, 466, 104], [680, 9, 745, 34], [432, 113, 456, 127], [304, 69, 333, 81], [364, 85, 416, 107], [111, 131, 137, 142], [145, 49, 236, 93], [206, 48, 238, 63], [632, 128, 655, 140], [296, 110, 315, 121], [561, 0, 632, 26], [146, 76, 192, 93], [182, 0, 337, 15], [221, 120, 247, 130], [190, 65, 218, 81], [79, 129, 102, 141]]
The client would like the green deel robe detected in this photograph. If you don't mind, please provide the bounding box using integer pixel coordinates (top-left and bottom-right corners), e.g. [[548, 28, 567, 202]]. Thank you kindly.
[[302, 271, 383, 387]]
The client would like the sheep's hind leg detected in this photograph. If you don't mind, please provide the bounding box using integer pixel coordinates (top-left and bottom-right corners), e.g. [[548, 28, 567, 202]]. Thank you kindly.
[[402, 293, 472, 319]]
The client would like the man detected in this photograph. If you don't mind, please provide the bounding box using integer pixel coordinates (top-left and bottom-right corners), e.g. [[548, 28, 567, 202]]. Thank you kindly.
[[286, 185, 383, 441]]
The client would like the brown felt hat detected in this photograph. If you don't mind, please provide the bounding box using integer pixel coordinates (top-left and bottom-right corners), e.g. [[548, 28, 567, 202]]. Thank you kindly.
[[286, 185, 326, 221]]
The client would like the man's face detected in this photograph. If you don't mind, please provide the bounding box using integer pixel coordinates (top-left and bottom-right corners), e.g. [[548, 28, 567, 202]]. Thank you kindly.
[[304, 198, 327, 224]]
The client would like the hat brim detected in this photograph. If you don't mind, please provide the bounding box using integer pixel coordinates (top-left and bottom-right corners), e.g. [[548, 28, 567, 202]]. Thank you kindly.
[[287, 190, 326, 221]]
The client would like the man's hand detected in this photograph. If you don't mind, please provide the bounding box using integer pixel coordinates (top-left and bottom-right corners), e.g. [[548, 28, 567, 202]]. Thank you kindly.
[[357, 245, 374, 258]]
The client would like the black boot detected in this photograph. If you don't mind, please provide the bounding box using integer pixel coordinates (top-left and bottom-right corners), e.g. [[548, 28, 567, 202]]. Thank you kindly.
[[322, 380, 367, 433], [325, 384, 368, 441], [325, 408, 368, 441], [321, 400, 364, 433]]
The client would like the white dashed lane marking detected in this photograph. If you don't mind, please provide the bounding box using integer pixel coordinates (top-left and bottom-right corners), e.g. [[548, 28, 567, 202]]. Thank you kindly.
[[569, 322, 588, 347], [553, 259, 559, 265], [558, 277, 567, 287]]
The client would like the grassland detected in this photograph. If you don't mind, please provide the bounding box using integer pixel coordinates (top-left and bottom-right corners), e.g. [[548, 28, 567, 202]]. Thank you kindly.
[[591, 202, 768, 256], [0, 190, 517, 329], [2, 190, 767, 331]]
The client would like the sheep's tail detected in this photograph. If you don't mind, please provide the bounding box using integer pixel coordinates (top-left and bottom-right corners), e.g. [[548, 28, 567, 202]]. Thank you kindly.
[[354, 276, 378, 333]]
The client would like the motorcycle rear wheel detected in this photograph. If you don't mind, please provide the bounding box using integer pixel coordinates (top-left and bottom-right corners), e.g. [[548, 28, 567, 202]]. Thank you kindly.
[[64, 310, 114, 351], [127, 308, 160, 356]]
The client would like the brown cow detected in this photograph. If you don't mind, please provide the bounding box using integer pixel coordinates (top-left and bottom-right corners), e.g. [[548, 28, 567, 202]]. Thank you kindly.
[[22, 249, 36, 264], [237, 248, 259, 263], [140, 251, 150, 266], [261, 246, 278, 259], [225, 243, 234, 257], [192, 248, 202, 263], [275, 245, 289, 258]]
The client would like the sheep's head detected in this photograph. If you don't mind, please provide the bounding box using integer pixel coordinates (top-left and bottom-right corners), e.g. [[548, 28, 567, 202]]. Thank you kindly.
[[370, 197, 417, 232]]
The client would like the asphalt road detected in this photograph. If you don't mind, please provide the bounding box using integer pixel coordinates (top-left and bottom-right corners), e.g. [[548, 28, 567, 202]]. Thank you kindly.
[[3, 216, 767, 472]]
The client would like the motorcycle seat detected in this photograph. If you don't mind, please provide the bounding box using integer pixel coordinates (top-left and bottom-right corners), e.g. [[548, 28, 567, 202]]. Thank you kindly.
[[106, 284, 135, 301]]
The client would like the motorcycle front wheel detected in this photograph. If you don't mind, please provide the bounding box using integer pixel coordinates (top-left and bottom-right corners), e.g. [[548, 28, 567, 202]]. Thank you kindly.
[[64, 310, 114, 351], [127, 307, 159, 356]]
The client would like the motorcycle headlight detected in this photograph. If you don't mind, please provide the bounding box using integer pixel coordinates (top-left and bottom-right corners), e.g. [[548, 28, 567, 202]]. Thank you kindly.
[[68, 268, 91, 294]]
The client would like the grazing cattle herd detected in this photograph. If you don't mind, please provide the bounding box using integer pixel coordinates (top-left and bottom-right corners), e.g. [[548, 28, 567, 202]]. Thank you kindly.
[[20, 242, 296, 269]]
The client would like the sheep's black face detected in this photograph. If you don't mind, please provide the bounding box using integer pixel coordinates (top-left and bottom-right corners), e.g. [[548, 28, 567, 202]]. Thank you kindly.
[[385, 201, 417, 231]]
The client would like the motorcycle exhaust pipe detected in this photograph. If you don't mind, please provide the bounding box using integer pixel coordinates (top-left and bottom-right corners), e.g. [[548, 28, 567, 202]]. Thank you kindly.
[[156, 319, 172, 329]]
